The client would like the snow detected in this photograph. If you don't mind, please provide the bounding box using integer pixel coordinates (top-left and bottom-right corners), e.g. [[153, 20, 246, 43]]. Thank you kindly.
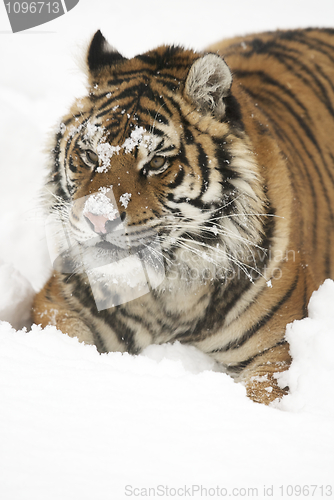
[[84, 121, 99, 141], [123, 126, 146, 154], [96, 142, 121, 172], [94, 126, 147, 172], [83, 187, 118, 219], [0, 1, 334, 498], [119, 192, 132, 209], [0, 259, 34, 330], [277, 280, 334, 417]]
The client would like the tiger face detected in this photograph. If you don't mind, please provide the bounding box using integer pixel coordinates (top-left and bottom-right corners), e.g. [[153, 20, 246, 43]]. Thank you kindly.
[[48, 31, 266, 294]]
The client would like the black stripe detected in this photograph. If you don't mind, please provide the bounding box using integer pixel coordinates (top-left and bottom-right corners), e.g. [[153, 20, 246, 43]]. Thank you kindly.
[[68, 157, 77, 173], [104, 120, 122, 134], [226, 340, 289, 373], [167, 166, 185, 189], [289, 30, 334, 65], [196, 143, 210, 196], [91, 327, 108, 354], [88, 91, 115, 103], [51, 131, 62, 176], [302, 271, 308, 318], [151, 90, 174, 117], [267, 47, 334, 121], [64, 137, 74, 175], [240, 85, 327, 249], [107, 76, 142, 87], [95, 98, 135, 119], [258, 83, 334, 226], [61, 112, 90, 127], [159, 144, 177, 154], [224, 94, 245, 131], [237, 30, 334, 64], [119, 304, 165, 337], [173, 281, 224, 342], [213, 139, 236, 179], [102, 312, 137, 353], [196, 204, 276, 331], [244, 91, 314, 246], [324, 224, 332, 278], [176, 139, 189, 166], [105, 71, 181, 92], [183, 126, 194, 144], [234, 69, 312, 125], [95, 106, 120, 119], [137, 98, 174, 122], [144, 109, 169, 125], [107, 84, 144, 103], [213, 271, 300, 353], [166, 192, 219, 211], [135, 46, 182, 69], [69, 278, 138, 353], [95, 95, 117, 113]]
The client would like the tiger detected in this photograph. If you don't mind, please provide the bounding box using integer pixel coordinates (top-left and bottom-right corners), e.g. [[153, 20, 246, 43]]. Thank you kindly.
[[32, 28, 334, 405]]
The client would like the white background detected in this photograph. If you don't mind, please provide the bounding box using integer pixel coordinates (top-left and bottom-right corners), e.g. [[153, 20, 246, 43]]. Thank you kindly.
[[0, 1, 334, 499]]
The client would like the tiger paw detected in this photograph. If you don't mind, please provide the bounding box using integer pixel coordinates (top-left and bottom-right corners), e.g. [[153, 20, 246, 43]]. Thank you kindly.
[[245, 374, 289, 405]]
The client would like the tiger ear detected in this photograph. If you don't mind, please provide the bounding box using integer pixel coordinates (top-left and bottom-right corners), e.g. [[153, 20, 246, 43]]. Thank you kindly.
[[185, 53, 232, 119], [87, 30, 126, 74]]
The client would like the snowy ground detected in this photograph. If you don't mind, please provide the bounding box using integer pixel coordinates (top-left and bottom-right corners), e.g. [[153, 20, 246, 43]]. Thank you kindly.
[[0, 1, 334, 499]]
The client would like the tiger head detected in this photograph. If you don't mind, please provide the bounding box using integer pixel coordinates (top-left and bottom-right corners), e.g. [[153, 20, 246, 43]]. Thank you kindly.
[[46, 31, 267, 290]]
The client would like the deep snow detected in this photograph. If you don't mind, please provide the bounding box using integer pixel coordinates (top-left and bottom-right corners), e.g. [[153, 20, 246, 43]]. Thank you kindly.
[[0, 1, 334, 499]]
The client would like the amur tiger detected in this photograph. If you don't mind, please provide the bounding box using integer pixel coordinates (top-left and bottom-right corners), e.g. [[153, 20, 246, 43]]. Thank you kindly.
[[32, 28, 334, 404]]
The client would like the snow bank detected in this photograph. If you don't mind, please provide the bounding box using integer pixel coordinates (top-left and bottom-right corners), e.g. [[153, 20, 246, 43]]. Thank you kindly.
[[278, 280, 334, 417], [1, 288, 334, 499], [0, 259, 34, 329]]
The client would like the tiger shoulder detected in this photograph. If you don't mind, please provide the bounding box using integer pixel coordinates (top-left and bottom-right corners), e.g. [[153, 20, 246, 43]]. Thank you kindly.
[[32, 28, 334, 404]]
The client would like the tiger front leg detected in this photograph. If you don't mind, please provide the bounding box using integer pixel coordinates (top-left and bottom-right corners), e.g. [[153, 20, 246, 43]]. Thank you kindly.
[[32, 275, 95, 346], [235, 342, 291, 405]]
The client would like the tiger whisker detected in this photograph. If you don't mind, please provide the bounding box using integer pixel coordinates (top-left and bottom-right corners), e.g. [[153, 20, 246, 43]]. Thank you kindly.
[[173, 238, 258, 281], [158, 221, 266, 253], [173, 235, 263, 279]]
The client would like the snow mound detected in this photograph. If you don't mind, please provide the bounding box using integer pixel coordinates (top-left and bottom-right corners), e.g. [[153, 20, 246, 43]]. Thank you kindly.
[[0, 259, 35, 330], [1, 304, 333, 498], [142, 341, 222, 374], [277, 279, 334, 416]]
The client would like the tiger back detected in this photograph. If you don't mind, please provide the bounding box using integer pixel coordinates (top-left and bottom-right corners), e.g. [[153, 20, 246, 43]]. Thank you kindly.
[[33, 28, 334, 404]]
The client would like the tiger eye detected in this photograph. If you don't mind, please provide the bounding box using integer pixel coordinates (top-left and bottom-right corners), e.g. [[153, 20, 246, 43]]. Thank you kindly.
[[150, 156, 166, 169], [86, 149, 99, 165]]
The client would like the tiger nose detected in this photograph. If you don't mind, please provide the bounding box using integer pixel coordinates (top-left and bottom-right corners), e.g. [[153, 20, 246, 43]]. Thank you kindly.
[[84, 211, 125, 234], [84, 212, 110, 234]]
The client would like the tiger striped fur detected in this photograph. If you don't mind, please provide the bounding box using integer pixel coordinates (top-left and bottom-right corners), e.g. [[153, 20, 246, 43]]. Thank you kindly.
[[33, 28, 334, 404]]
